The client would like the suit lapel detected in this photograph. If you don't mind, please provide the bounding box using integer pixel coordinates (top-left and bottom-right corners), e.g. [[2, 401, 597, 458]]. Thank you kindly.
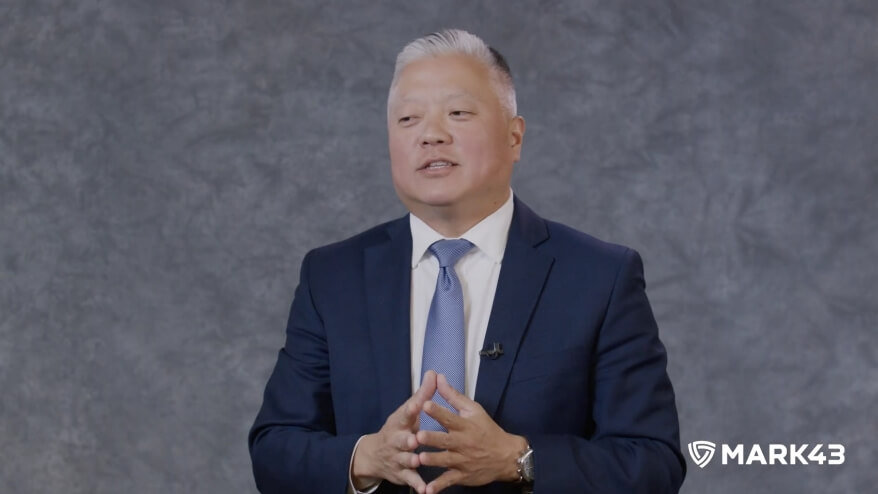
[[475, 198, 554, 419], [364, 216, 414, 421]]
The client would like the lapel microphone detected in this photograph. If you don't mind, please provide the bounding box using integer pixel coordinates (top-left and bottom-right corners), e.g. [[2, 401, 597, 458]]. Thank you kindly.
[[479, 342, 504, 359]]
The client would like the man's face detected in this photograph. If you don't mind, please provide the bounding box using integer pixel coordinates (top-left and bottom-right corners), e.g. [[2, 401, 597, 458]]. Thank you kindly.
[[387, 54, 524, 221]]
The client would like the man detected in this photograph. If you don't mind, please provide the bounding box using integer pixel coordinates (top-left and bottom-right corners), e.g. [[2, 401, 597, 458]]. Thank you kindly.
[[249, 29, 685, 494]]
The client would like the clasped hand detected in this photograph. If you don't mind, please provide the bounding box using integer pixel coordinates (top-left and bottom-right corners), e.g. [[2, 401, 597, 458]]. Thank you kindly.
[[351, 370, 526, 494]]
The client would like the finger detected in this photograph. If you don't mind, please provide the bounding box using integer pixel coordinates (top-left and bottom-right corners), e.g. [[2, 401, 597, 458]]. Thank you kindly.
[[426, 469, 464, 494], [399, 468, 427, 494], [415, 370, 438, 404], [395, 431, 418, 451], [394, 399, 419, 428], [415, 430, 450, 450], [396, 451, 420, 469], [436, 373, 473, 413], [422, 400, 460, 430], [418, 449, 457, 468], [399, 371, 438, 429]]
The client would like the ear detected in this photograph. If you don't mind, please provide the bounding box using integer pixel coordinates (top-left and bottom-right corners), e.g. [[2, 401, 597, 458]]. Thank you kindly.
[[509, 115, 525, 161]]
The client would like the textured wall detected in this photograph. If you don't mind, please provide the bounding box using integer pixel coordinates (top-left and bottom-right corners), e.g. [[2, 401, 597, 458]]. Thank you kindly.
[[1, 1, 876, 492]]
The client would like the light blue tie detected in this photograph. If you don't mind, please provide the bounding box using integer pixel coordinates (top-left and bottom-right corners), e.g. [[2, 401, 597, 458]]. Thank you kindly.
[[419, 239, 474, 432]]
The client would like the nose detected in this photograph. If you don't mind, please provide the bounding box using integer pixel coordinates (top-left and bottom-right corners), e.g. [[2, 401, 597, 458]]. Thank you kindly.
[[420, 115, 452, 147]]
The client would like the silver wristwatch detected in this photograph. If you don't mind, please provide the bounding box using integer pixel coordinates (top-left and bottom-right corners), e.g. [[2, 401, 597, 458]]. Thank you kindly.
[[516, 444, 535, 484]]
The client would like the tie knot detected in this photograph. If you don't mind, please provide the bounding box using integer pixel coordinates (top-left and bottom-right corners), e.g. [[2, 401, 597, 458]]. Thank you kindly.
[[429, 239, 474, 268]]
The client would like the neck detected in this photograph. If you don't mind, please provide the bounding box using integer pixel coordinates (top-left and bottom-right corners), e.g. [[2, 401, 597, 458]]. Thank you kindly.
[[416, 213, 481, 238], [410, 191, 510, 238]]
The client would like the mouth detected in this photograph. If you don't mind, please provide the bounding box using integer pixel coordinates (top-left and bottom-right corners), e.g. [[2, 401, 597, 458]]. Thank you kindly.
[[419, 159, 459, 170]]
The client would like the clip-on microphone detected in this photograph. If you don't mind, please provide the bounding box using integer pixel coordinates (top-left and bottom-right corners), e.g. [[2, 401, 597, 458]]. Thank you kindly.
[[479, 342, 504, 359]]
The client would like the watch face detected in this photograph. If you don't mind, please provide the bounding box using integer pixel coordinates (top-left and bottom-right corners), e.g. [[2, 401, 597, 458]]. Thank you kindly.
[[522, 449, 535, 481]]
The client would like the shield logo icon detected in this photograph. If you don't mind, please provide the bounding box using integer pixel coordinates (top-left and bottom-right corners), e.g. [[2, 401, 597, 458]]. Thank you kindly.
[[688, 440, 717, 469]]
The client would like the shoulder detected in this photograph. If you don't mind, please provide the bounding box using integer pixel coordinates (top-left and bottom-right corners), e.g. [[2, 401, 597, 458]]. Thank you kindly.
[[519, 203, 643, 284], [513, 197, 644, 282], [514, 196, 632, 261], [543, 219, 635, 264], [300, 215, 407, 272], [536, 219, 649, 299]]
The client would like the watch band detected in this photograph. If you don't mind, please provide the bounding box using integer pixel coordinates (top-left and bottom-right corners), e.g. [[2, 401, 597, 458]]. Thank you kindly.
[[516, 444, 534, 484]]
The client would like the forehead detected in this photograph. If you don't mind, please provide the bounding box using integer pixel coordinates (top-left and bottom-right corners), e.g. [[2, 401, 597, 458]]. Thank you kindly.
[[389, 54, 497, 106]]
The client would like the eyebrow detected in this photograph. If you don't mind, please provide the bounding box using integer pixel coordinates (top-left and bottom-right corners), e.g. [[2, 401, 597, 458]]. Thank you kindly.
[[393, 92, 479, 106]]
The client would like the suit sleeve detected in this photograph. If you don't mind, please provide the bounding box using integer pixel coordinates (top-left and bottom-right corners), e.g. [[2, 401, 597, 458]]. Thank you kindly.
[[248, 251, 360, 494], [526, 248, 686, 493]]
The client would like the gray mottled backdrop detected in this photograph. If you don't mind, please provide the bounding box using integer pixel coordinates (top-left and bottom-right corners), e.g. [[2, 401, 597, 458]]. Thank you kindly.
[[1, 0, 876, 492]]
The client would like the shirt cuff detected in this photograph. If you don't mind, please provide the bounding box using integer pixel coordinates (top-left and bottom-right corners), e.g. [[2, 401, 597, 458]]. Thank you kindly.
[[348, 435, 382, 494]]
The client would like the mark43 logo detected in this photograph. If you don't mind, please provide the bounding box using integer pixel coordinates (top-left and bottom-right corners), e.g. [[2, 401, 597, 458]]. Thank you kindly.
[[687, 441, 845, 468]]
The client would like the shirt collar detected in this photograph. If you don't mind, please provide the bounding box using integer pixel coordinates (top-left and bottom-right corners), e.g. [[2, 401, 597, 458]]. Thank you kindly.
[[409, 190, 515, 268]]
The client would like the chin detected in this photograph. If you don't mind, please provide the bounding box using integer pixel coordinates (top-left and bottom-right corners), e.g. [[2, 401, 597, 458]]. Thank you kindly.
[[405, 192, 464, 211], [420, 196, 460, 208]]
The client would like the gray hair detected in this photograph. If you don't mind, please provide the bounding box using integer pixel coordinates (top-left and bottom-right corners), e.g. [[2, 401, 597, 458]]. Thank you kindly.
[[389, 29, 518, 117]]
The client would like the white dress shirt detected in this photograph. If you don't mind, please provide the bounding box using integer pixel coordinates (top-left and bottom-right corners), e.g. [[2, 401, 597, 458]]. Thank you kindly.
[[408, 191, 514, 398], [348, 191, 515, 493]]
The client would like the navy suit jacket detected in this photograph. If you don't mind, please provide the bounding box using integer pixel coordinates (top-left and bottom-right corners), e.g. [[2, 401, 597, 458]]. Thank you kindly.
[[249, 198, 685, 493]]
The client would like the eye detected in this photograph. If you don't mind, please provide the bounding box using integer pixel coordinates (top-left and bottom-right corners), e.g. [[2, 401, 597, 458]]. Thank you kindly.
[[398, 116, 417, 124], [449, 110, 472, 117]]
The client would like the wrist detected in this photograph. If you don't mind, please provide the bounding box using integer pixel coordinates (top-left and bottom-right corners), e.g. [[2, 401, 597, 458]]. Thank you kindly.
[[351, 434, 380, 489], [502, 434, 530, 482], [516, 441, 535, 484]]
